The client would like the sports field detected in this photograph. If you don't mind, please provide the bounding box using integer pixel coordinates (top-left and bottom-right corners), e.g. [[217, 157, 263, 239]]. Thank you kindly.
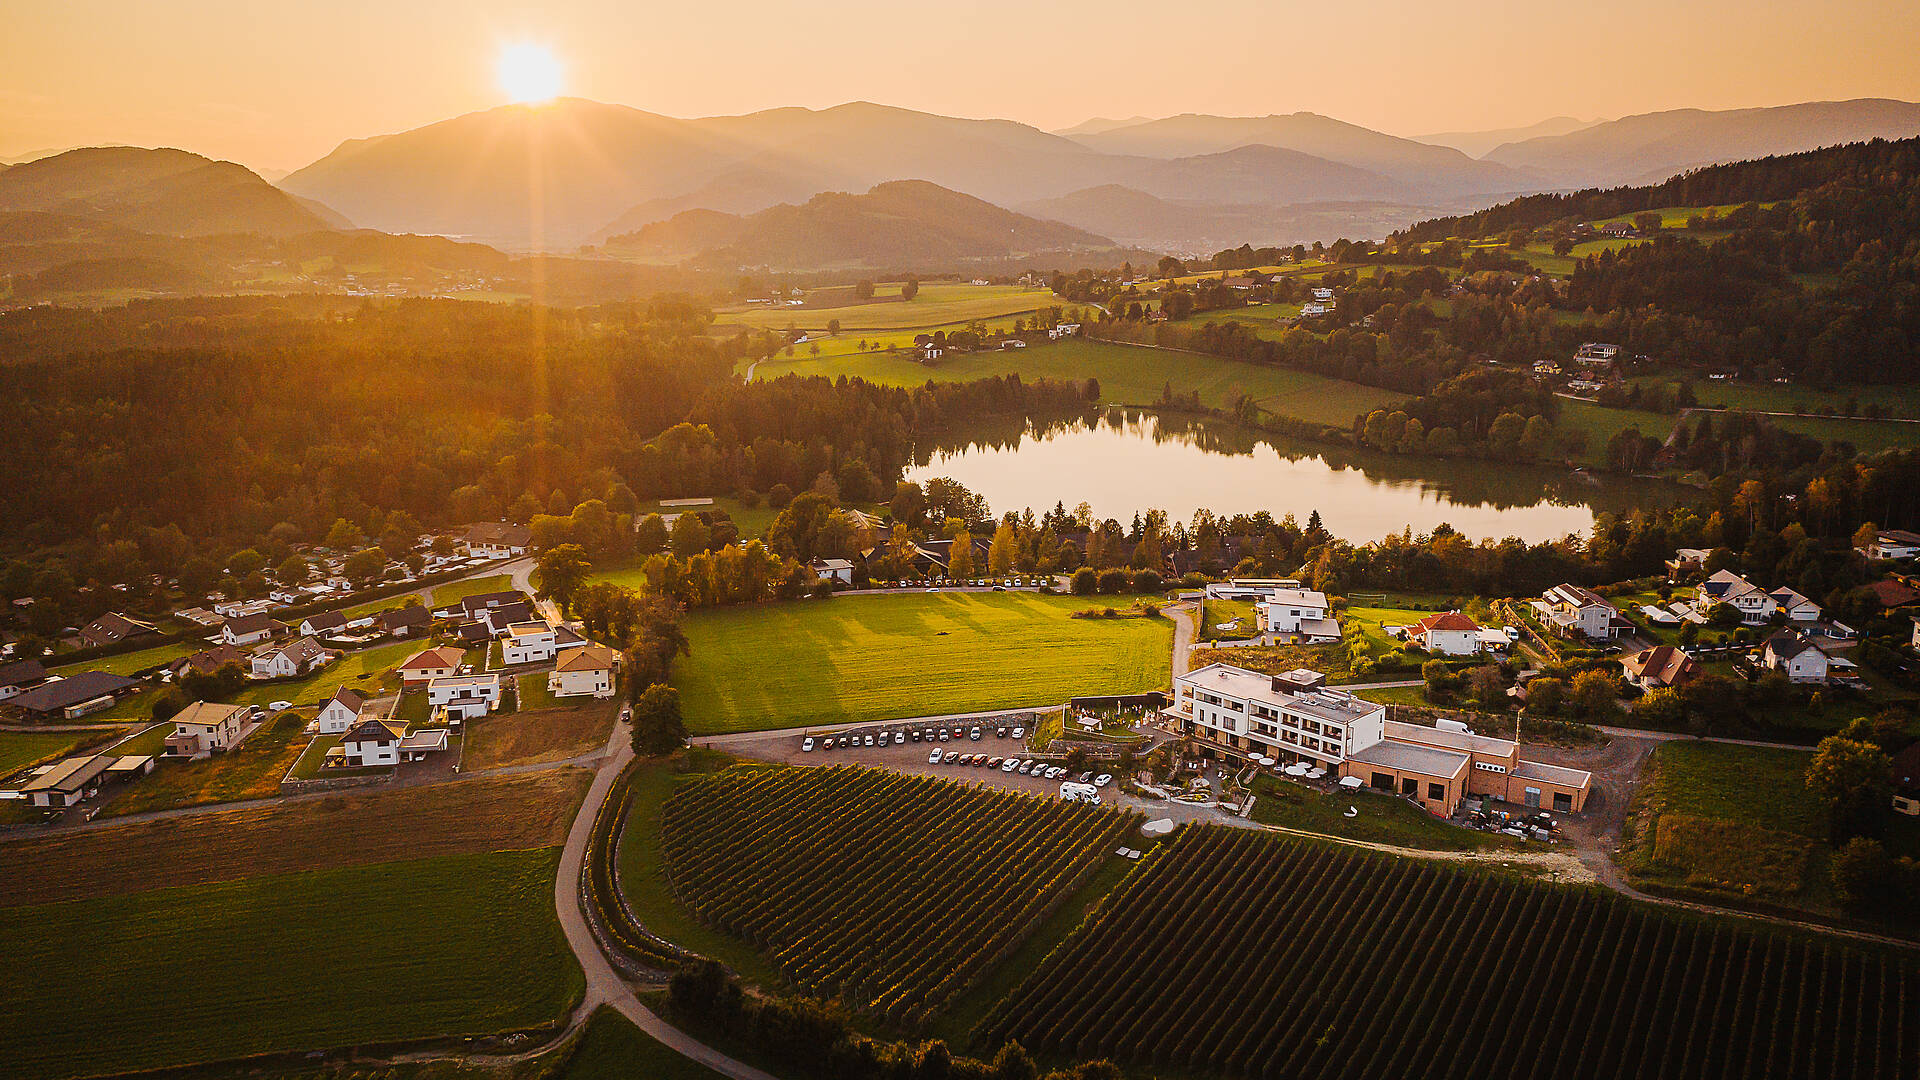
[[671, 591, 1173, 733], [0, 847, 581, 1080], [716, 283, 1052, 332], [749, 338, 1406, 428]]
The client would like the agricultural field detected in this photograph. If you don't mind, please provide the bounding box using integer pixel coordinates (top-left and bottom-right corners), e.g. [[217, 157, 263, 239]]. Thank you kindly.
[[1763, 413, 1917, 456], [1186, 301, 1303, 341], [0, 768, 590, 907], [97, 711, 311, 817], [750, 338, 1407, 428], [0, 847, 580, 1080], [716, 283, 1052, 332], [1657, 377, 1920, 419], [659, 765, 1138, 1024], [981, 824, 1919, 1079], [671, 591, 1172, 733]]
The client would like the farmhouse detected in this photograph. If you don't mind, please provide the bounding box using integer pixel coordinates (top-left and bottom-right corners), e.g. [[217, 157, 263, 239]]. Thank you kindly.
[[1256, 588, 1340, 641], [1532, 584, 1631, 641], [221, 613, 286, 647], [501, 622, 558, 665], [6, 670, 142, 719], [1168, 663, 1590, 816], [426, 673, 501, 720], [77, 612, 158, 650], [464, 522, 532, 558], [17, 754, 113, 808], [314, 687, 369, 734], [549, 645, 617, 699], [1619, 645, 1700, 689], [1405, 611, 1485, 656], [1761, 630, 1830, 684], [0, 658, 49, 702], [249, 636, 331, 678], [163, 701, 253, 757], [1859, 529, 1920, 561], [398, 646, 465, 688]]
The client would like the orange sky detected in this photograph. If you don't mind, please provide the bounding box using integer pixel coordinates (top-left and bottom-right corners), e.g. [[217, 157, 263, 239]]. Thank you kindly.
[[4, 0, 1918, 172]]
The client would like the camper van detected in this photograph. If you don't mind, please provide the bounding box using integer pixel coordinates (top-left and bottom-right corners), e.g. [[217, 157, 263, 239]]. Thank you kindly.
[[1060, 781, 1100, 804]]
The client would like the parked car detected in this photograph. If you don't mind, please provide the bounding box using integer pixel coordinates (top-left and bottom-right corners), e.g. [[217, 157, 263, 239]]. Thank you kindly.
[[863, 734, 875, 747], [928, 749, 942, 765], [893, 732, 906, 745], [938, 730, 950, 742], [268, 699, 292, 712], [973, 756, 988, 768], [987, 757, 1003, 768], [1001, 759, 1019, 772], [1011, 727, 1025, 740], [910, 730, 923, 742], [802, 737, 815, 752], [1094, 774, 1112, 787], [1017, 762, 1033, 775], [943, 751, 959, 764], [835, 736, 849, 748], [995, 725, 1008, 737], [969, 727, 982, 740]]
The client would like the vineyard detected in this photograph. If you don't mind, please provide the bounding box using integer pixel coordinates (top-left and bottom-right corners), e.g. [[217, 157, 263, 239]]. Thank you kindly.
[[659, 765, 1139, 1026], [982, 825, 1920, 1080]]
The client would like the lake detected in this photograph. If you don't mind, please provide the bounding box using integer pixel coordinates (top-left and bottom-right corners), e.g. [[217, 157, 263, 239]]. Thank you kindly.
[[906, 411, 1693, 543]]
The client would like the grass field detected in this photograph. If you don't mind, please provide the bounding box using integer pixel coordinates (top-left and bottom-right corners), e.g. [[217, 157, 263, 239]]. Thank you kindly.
[[1555, 398, 1677, 465], [715, 283, 1052, 332], [1671, 378, 1920, 419], [1251, 777, 1510, 851], [1763, 413, 1918, 456], [672, 592, 1172, 733], [0, 728, 121, 777], [431, 573, 515, 607], [98, 712, 311, 818], [556, 1007, 726, 1080], [750, 338, 1407, 428], [0, 768, 591, 907], [460, 680, 619, 771], [1196, 596, 1260, 641], [49, 639, 199, 677], [0, 847, 581, 1080]]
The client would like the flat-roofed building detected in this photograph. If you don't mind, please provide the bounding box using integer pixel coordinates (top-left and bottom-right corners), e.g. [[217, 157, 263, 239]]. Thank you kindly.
[[427, 673, 501, 720], [1255, 588, 1341, 642]]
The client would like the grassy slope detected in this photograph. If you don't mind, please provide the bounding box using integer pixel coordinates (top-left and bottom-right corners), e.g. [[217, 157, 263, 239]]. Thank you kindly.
[[0, 847, 581, 1080], [672, 592, 1172, 734], [49, 639, 199, 677], [716, 284, 1052, 332], [0, 728, 118, 776], [751, 338, 1406, 428], [558, 1008, 727, 1080], [97, 712, 309, 817], [1556, 398, 1676, 466], [431, 573, 515, 607]]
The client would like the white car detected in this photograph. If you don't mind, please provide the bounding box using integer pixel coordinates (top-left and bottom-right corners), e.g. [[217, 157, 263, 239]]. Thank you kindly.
[[894, 732, 906, 745], [1011, 727, 1025, 740], [802, 737, 815, 752], [1000, 759, 1019, 772], [864, 734, 875, 747], [268, 700, 292, 712], [928, 749, 942, 765], [1094, 773, 1112, 787]]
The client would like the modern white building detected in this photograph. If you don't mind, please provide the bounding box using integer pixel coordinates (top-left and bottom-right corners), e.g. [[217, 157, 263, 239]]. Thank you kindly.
[[427, 673, 502, 720], [1693, 569, 1821, 624], [1168, 665, 1385, 769], [501, 622, 558, 666], [1256, 588, 1341, 641], [333, 718, 450, 768], [549, 645, 618, 699]]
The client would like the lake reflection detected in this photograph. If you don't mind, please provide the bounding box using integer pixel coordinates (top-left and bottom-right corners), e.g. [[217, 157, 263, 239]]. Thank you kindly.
[[906, 411, 1692, 543]]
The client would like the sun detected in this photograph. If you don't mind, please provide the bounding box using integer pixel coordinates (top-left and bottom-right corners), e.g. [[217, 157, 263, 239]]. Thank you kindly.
[[497, 43, 564, 104]]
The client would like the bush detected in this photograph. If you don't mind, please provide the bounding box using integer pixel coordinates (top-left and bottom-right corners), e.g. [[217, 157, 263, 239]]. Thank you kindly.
[[1131, 569, 1163, 594], [1071, 568, 1098, 596], [1096, 568, 1133, 595]]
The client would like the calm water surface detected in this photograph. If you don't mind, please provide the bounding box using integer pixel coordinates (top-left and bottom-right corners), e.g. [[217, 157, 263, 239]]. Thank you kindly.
[[906, 411, 1691, 544]]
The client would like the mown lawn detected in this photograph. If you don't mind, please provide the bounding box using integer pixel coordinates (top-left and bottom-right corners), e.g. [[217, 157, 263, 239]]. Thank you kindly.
[[48, 639, 200, 677], [430, 573, 515, 607], [715, 283, 1051, 332], [227, 641, 418, 709], [673, 592, 1172, 734], [1251, 777, 1511, 852], [751, 338, 1406, 428], [1196, 597, 1261, 641], [0, 847, 581, 1080], [0, 728, 117, 777]]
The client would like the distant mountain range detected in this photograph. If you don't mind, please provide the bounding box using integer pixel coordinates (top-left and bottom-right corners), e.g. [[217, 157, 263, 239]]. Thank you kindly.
[[1411, 117, 1600, 159], [0, 147, 342, 237], [606, 180, 1113, 268]]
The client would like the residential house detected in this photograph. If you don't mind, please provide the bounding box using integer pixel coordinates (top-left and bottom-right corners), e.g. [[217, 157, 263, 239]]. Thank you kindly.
[[299, 610, 348, 637], [464, 522, 532, 558], [811, 558, 855, 584], [167, 644, 248, 682], [398, 646, 466, 689], [456, 591, 526, 620], [479, 601, 537, 636], [6, 671, 141, 719], [1761, 630, 1830, 684], [1598, 222, 1635, 237], [1206, 578, 1302, 601], [174, 607, 223, 628], [1406, 611, 1485, 656], [1166, 662, 1590, 816], [1300, 300, 1332, 318], [163, 701, 252, 757], [77, 612, 158, 650], [1665, 548, 1711, 576], [1572, 342, 1620, 365], [0, 658, 49, 703], [315, 687, 369, 734], [221, 613, 286, 647], [1256, 588, 1341, 641], [332, 717, 449, 768], [427, 673, 502, 721], [250, 636, 330, 679], [213, 599, 275, 620], [1865, 578, 1920, 611], [1533, 584, 1630, 641], [550, 645, 618, 699], [1310, 287, 1335, 301], [377, 605, 432, 637], [1860, 530, 1920, 561], [501, 622, 558, 666], [18, 754, 113, 808], [1533, 359, 1563, 376], [1693, 570, 1821, 624], [1048, 323, 1081, 340], [1620, 645, 1700, 690]]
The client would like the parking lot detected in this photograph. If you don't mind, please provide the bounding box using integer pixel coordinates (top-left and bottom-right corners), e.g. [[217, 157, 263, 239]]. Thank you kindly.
[[707, 717, 1123, 801]]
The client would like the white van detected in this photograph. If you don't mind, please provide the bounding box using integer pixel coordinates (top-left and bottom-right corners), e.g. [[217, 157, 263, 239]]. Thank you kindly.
[[1059, 781, 1100, 804]]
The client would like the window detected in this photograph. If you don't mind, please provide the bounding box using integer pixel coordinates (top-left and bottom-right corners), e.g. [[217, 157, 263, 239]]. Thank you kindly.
[[1370, 772, 1394, 791], [1553, 792, 1573, 813], [1428, 783, 1445, 802], [1401, 777, 1419, 797]]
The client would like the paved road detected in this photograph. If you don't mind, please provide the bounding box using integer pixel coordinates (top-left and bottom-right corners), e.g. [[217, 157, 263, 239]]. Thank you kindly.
[[1591, 724, 1818, 750], [694, 705, 1057, 747], [554, 714, 782, 1080]]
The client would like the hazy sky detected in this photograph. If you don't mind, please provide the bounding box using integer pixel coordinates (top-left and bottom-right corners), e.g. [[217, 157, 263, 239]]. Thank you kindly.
[[5, 0, 1918, 172]]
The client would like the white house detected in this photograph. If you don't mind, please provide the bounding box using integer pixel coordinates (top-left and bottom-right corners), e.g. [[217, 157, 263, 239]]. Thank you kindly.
[[1573, 342, 1620, 365], [811, 558, 855, 584], [1301, 301, 1332, 318], [464, 522, 532, 559], [1762, 630, 1830, 684], [1048, 323, 1081, 340], [250, 636, 330, 679], [1860, 529, 1920, 561], [315, 687, 369, 735], [1406, 611, 1484, 656], [1693, 570, 1822, 624], [299, 610, 347, 637], [501, 622, 558, 666], [427, 673, 502, 721], [332, 717, 448, 768], [221, 613, 286, 647], [1256, 588, 1341, 641], [549, 645, 618, 699], [163, 701, 252, 757], [398, 646, 466, 688], [18, 754, 113, 808], [1533, 584, 1629, 641]]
